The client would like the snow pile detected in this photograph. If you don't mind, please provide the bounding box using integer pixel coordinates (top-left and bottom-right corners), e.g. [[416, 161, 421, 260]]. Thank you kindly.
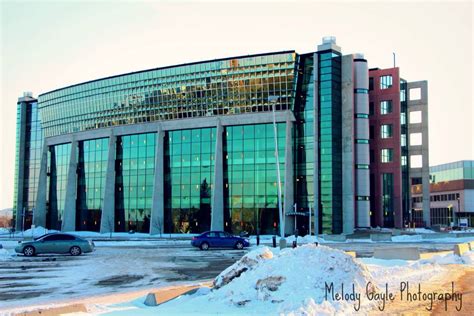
[[23, 226, 57, 237], [207, 244, 378, 314], [214, 246, 273, 289], [391, 234, 423, 242], [0, 248, 14, 261], [0, 227, 11, 234], [418, 250, 474, 266]]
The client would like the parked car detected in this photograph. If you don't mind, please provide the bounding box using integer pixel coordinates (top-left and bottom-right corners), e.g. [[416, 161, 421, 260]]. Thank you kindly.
[[15, 233, 95, 257], [191, 231, 250, 250]]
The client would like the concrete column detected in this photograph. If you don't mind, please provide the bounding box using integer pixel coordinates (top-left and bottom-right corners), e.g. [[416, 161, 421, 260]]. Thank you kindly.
[[312, 53, 320, 235], [353, 56, 371, 229], [150, 128, 165, 235], [33, 142, 48, 228], [211, 120, 224, 231], [341, 55, 355, 235], [100, 135, 117, 233], [62, 140, 78, 232], [283, 115, 294, 236]]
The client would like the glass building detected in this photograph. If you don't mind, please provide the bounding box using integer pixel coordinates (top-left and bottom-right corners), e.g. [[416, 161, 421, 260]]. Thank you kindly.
[[13, 37, 430, 234]]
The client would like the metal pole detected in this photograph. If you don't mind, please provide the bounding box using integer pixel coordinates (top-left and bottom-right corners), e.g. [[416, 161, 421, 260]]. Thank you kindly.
[[309, 204, 312, 236], [22, 207, 26, 232], [294, 203, 297, 232], [272, 99, 284, 239]]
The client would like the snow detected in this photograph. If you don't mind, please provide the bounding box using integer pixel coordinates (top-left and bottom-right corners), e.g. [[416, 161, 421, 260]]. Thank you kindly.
[[105, 245, 379, 315], [0, 227, 11, 235], [0, 248, 14, 261]]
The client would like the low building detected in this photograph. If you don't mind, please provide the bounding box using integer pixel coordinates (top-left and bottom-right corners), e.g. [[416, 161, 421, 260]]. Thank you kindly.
[[412, 160, 474, 227]]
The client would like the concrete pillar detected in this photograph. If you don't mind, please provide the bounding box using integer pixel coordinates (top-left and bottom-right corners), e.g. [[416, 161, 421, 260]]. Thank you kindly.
[[100, 135, 116, 233], [283, 115, 294, 236], [341, 55, 355, 235], [150, 128, 165, 235], [62, 140, 78, 232], [312, 53, 320, 235], [33, 142, 48, 228], [353, 56, 371, 229], [211, 120, 224, 231]]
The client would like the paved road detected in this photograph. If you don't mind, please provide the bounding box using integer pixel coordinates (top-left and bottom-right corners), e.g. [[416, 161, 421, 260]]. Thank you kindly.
[[0, 243, 245, 310], [0, 239, 462, 310]]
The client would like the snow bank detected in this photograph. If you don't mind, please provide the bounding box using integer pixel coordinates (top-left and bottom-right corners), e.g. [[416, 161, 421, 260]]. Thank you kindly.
[[0, 248, 14, 261], [0, 227, 11, 235], [207, 245, 377, 314], [391, 234, 423, 242], [23, 226, 57, 237]]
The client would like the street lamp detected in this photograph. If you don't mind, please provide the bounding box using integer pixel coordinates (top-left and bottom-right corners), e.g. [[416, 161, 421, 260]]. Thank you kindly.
[[268, 95, 285, 248], [456, 196, 461, 227]]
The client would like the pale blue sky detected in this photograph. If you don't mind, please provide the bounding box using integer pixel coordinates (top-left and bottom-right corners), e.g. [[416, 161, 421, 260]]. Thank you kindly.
[[0, 0, 472, 209]]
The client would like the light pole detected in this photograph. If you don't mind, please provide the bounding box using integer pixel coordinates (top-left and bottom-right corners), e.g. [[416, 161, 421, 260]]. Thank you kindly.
[[456, 196, 461, 227], [269, 96, 285, 248]]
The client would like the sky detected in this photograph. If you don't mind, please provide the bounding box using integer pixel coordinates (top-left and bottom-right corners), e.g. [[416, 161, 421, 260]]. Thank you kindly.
[[0, 0, 472, 210]]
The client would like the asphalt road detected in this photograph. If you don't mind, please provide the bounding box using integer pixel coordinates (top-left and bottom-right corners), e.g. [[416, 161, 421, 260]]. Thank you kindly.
[[0, 243, 245, 310], [0, 239, 462, 310]]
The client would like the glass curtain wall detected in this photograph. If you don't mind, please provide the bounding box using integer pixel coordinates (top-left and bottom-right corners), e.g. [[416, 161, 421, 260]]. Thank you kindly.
[[318, 50, 343, 234], [400, 79, 410, 224], [47, 143, 71, 230], [293, 54, 315, 234], [382, 173, 394, 227], [38, 53, 296, 138], [13, 101, 43, 230], [224, 123, 285, 235], [76, 138, 109, 231], [164, 128, 215, 233], [115, 133, 155, 232]]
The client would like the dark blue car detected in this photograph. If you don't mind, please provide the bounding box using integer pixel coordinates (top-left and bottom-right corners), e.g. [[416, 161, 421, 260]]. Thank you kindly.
[[191, 231, 250, 250]]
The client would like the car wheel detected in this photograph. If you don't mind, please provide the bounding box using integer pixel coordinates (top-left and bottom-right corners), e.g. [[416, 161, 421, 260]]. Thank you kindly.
[[235, 241, 244, 250], [70, 246, 82, 256], [23, 246, 35, 257], [200, 242, 209, 251]]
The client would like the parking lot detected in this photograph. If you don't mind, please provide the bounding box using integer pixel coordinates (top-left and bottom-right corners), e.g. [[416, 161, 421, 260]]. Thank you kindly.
[[0, 237, 463, 311], [0, 241, 245, 310]]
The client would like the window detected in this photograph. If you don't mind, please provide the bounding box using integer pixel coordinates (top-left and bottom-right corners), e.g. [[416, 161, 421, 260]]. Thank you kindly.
[[380, 100, 392, 114], [410, 133, 422, 146], [369, 78, 374, 91], [380, 75, 393, 89], [409, 111, 422, 124], [381, 124, 393, 138], [381, 148, 393, 163], [401, 134, 407, 147], [410, 88, 421, 100], [369, 102, 374, 115], [410, 155, 423, 168], [401, 156, 407, 166], [400, 112, 406, 125]]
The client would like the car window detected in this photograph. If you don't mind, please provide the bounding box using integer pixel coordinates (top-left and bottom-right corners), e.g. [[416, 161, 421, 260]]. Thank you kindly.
[[219, 232, 230, 238], [57, 235, 76, 241], [42, 235, 61, 241], [208, 232, 218, 238]]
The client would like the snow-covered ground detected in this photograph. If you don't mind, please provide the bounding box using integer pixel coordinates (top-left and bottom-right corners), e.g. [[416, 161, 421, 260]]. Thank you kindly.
[[88, 245, 474, 315], [0, 241, 245, 312]]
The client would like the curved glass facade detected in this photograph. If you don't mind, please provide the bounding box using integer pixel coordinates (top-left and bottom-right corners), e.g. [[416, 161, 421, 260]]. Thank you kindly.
[[17, 41, 425, 234], [38, 52, 297, 138]]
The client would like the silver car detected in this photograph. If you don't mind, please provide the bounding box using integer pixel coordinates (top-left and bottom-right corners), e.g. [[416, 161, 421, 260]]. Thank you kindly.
[[15, 233, 95, 256]]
